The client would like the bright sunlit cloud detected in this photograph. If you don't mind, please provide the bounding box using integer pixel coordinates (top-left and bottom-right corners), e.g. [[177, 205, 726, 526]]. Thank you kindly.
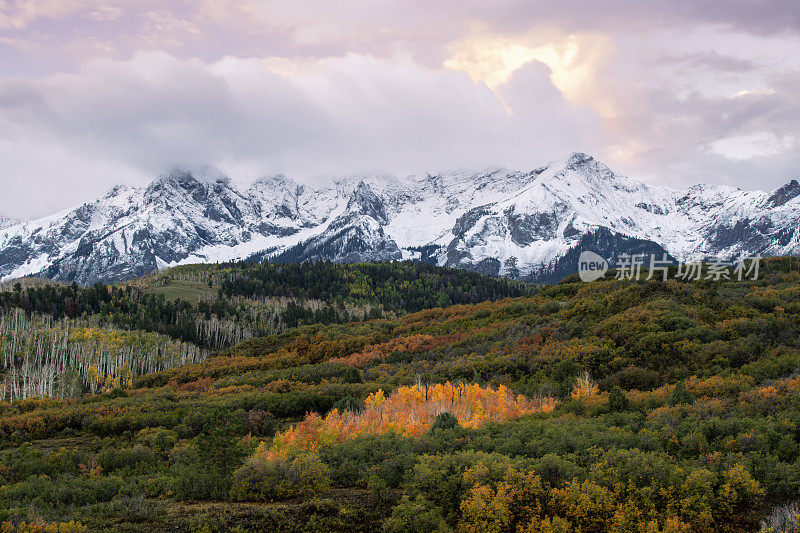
[[443, 36, 579, 91]]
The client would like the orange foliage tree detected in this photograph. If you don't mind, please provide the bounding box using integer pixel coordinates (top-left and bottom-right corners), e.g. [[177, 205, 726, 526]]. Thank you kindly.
[[263, 382, 557, 460]]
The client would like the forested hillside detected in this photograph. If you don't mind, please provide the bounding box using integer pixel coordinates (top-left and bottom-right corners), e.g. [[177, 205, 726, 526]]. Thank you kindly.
[[0, 262, 530, 402], [1, 261, 532, 350], [0, 258, 799, 531]]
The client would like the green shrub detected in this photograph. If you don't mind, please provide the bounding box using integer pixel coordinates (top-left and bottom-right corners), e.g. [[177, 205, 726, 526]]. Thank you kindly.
[[230, 452, 331, 501], [383, 495, 450, 533], [608, 386, 630, 412]]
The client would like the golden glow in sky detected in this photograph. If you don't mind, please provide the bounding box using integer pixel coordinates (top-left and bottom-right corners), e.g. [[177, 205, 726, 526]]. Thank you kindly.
[[444, 36, 578, 91], [443, 33, 618, 119]]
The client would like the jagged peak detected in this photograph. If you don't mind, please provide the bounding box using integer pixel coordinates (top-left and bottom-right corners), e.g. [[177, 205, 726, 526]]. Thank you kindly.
[[543, 152, 611, 179], [567, 152, 594, 165], [153, 164, 231, 187], [99, 184, 135, 201], [539, 152, 603, 176], [768, 179, 800, 207], [348, 180, 380, 204], [563, 152, 619, 177], [354, 179, 374, 191], [346, 180, 388, 223], [531, 152, 654, 198]]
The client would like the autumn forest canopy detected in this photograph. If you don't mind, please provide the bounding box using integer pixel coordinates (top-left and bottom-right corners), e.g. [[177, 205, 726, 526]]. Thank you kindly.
[[0, 258, 800, 531]]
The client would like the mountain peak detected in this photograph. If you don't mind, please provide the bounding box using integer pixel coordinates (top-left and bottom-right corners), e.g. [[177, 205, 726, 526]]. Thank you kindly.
[[346, 181, 388, 223], [546, 152, 609, 179], [768, 179, 800, 207], [543, 152, 603, 176], [567, 152, 594, 166], [158, 165, 230, 187]]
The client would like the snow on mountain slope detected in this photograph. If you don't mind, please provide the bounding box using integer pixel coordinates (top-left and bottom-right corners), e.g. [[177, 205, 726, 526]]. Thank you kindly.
[[1, 154, 798, 284], [431, 154, 800, 276], [0, 217, 21, 231]]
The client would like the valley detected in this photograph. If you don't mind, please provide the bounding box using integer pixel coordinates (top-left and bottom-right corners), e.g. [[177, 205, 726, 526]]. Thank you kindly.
[[0, 258, 797, 530]]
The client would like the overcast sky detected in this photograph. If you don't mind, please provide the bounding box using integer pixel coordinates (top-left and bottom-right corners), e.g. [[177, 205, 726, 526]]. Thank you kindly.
[[1, 1, 799, 219]]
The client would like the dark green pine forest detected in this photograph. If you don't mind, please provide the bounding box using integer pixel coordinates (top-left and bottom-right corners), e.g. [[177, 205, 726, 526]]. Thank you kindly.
[[0, 258, 799, 531]]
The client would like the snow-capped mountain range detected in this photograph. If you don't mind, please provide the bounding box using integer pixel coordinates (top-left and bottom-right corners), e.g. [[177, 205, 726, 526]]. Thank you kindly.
[[1, 153, 799, 284]]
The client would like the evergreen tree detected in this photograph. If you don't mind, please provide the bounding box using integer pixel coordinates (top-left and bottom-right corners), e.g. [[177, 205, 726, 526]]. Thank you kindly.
[[430, 412, 459, 432], [669, 380, 694, 406], [608, 386, 630, 411]]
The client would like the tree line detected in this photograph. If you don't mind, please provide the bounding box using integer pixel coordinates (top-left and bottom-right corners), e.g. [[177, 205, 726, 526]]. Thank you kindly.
[[0, 261, 534, 350]]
